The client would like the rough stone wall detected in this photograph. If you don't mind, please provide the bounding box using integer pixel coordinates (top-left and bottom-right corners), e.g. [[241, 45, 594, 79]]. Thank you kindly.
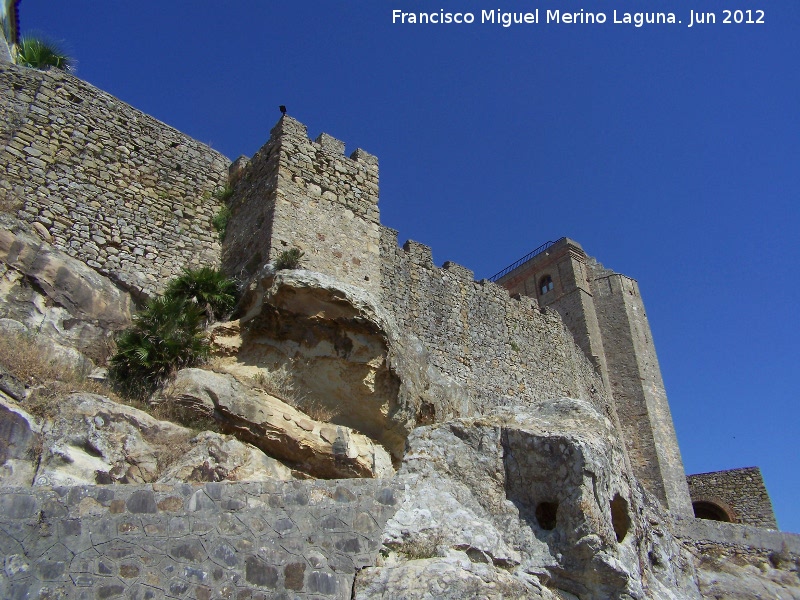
[[590, 266, 693, 517], [0, 480, 401, 600], [222, 116, 381, 292], [379, 228, 611, 418], [0, 63, 230, 297], [687, 467, 778, 529]]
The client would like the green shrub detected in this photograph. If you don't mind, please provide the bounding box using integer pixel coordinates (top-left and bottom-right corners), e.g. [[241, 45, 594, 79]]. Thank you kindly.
[[213, 184, 234, 203], [164, 267, 238, 322], [16, 36, 73, 71], [274, 248, 305, 270], [110, 296, 209, 392], [212, 205, 231, 241]]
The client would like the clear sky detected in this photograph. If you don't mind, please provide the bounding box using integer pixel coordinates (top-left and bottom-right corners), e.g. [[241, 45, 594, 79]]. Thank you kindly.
[[18, 1, 799, 531]]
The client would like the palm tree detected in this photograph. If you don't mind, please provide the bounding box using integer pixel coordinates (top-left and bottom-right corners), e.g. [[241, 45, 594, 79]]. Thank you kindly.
[[164, 267, 238, 322], [110, 296, 209, 391], [15, 36, 72, 71]]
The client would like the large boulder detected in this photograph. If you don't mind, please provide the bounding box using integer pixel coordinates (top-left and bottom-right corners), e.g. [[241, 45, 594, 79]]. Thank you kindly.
[[356, 399, 702, 600], [162, 367, 393, 479], [212, 270, 470, 460], [0, 219, 133, 363]]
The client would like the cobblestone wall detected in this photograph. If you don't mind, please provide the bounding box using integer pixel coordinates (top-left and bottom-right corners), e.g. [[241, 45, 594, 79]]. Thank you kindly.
[[687, 467, 778, 529], [379, 228, 611, 417], [0, 480, 400, 600], [0, 63, 230, 297], [222, 116, 381, 292]]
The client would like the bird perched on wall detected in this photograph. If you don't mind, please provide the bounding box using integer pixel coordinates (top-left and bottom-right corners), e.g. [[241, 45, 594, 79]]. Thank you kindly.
[[279, 105, 287, 115]]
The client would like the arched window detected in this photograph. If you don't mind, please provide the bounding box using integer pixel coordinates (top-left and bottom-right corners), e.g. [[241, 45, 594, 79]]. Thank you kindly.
[[692, 501, 733, 522], [539, 275, 554, 296]]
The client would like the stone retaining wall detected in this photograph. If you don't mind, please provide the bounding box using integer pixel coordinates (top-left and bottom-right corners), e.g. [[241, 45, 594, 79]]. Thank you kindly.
[[0, 480, 400, 599], [674, 517, 800, 554], [0, 63, 230, 298]]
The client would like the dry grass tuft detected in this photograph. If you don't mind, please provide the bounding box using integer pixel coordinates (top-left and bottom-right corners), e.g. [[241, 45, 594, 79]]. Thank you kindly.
[[0, 330, 120, 419], [397, 531, 446, 561], [250, 366, 340, 423], [0, 329, 220, 434]]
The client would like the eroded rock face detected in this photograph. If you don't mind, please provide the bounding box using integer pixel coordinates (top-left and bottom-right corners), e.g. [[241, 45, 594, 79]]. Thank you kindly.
[[0, 391, 294, 487], [162, 367, 394, 479], [356, 399, 701, 600], [0, 392, 41, 486], [157, 430, 295, 483], [691, 544, 800, 600], [213, 270, 470, 459], [0, 220, 133, 363], [354, 552, 556, 600]]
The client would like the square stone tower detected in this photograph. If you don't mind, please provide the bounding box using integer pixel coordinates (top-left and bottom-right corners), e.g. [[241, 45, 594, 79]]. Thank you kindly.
[[222, 116, 382, 292], [494, 238, 694, 517]]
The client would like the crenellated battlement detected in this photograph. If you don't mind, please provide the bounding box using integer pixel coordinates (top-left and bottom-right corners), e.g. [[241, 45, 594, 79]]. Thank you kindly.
[[270, 115, 379, 180]]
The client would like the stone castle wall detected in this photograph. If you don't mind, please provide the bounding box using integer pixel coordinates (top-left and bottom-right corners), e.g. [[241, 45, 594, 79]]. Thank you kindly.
[[379, 229, 611, 417], [0, 480, 401, 600], [688, 467, 778, 529], [1, 68, 793, 595], [0, 63, 230, 297]]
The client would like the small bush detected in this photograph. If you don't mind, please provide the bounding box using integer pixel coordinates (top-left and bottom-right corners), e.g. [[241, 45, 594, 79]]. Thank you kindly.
[[110, 296, 209, 393], [16, 36, 73, 71], [274, 248, 304, 270], [164, 267, 238, 323], [212, 205, 231, 241], [213, 184, 234, 203], [398, 531, 445, 560]]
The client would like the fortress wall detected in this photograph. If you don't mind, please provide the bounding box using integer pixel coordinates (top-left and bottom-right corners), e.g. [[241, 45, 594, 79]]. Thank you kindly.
[[380, 227, 611, 416], [688, 467, 778, 529], [0, 63, 230, 297], [0, 480, 401, 600], [222, 116, 382, 292]]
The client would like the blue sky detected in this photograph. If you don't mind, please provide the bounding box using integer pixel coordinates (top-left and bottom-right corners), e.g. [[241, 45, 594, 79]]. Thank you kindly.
[[19, 2, 799, 531]]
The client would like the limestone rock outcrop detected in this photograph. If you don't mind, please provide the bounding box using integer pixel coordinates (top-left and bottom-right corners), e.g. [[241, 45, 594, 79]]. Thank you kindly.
[[161, 367, 393, 479], [356, 398, 701, 600], [156, 430, 294, 483], [690, 543, 800, 600], [0, 217, 133, 365], [212, 269, 470, 460], [0, 393, 40, 487], [0, 391, 295, 487]]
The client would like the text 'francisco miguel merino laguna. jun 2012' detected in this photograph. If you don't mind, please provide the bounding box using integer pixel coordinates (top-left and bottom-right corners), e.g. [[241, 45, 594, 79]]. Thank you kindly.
[[391, 8, 766, 28]]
